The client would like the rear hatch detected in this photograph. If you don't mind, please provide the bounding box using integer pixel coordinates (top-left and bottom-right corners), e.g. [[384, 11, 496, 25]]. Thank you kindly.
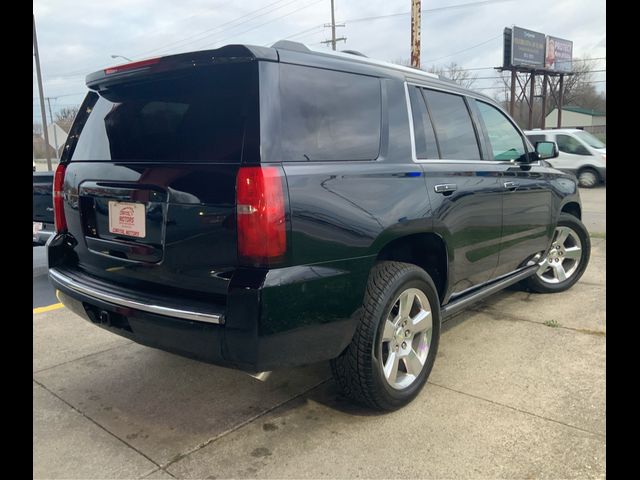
[[59, 49, 264, 299]]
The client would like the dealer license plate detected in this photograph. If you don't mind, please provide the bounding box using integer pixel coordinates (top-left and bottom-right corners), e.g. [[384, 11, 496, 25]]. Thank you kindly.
[[108, 201, 146, 238]]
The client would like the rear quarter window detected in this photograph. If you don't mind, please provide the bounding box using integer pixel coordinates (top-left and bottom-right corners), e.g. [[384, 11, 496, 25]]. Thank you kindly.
[[422, 89, 481, 160], [279, 64, 381, 161]]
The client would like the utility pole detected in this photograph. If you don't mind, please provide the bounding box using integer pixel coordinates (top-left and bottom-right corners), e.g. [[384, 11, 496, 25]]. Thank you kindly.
[[321, 0, 345, 50], [557, 74, 564, 128], [33, 14, 52, 172], [46, 97, 60, 160], [410, 0, 421, 68]]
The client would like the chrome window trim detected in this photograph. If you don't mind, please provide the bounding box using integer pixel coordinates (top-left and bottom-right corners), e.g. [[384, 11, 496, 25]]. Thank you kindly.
[[49, 268, 223, 325], [404, 81, 541, 166]]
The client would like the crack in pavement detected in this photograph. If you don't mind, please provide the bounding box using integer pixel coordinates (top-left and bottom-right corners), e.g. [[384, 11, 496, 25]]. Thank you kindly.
[[427, 381, 605, 438], [471, 307, 606, 336], [34, 378, 163, 478], [33, 341, 134, 375]]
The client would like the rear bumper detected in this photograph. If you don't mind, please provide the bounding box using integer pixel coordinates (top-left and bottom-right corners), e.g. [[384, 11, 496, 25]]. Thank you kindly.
[[49, 256, 370, 371]]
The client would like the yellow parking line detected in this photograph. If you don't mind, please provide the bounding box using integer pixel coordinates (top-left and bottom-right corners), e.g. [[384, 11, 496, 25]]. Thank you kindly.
[[33, 303, 64, 314]]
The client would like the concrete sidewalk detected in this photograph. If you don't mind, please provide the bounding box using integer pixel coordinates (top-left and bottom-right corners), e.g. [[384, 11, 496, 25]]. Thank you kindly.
[[33, 238, 605, 479]]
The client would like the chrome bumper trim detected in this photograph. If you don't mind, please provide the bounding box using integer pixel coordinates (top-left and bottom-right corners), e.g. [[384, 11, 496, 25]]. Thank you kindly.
[[49, 268, 223, 325]]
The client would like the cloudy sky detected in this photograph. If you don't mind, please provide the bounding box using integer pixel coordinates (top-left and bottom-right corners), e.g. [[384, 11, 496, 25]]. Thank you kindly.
[[33, 0, 605, 122]]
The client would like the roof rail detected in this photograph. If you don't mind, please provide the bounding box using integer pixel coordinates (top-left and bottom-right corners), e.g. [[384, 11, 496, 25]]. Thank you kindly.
[[270, 40, 310, 53], [270, 40, 439, 80], [341, 50, 367, 57]]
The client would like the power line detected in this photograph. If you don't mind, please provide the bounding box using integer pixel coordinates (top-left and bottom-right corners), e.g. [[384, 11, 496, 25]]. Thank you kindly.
[[347, 0, 518, 24], [473, 79, 606, 91], [48, 0, 519, 80], [49, 0, 297, 79], [427, 58, 606, 72], [134, 0, 304, 57], [424, 34, 502, 63], [181, 0, 325, 52], [458, 69, 606, 80]]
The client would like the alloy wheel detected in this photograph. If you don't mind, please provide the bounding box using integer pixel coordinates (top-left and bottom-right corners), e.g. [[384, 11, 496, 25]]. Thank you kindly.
[[537, 225, 583, 284], [379, 288, 433, 390]]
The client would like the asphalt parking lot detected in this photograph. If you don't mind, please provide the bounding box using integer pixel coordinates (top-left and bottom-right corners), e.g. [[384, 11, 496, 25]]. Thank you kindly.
[[33, 186, 605, 479]]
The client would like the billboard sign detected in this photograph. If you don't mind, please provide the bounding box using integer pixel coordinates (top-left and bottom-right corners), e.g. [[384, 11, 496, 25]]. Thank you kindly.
[[511, 26, 546, 68], [545, 35, 573, 72]]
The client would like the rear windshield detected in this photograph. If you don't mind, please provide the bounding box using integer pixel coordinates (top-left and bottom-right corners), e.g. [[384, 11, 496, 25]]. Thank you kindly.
[[66, 63, 259, 163]]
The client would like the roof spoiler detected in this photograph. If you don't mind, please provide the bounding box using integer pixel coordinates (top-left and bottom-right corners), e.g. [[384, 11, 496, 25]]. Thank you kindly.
[[86, 44, 278, 90]]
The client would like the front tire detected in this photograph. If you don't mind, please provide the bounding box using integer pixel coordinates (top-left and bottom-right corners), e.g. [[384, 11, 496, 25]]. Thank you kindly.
[[578, 168, 599, 188], [330, 261, 440, 411], [523, 213, 591, 293]]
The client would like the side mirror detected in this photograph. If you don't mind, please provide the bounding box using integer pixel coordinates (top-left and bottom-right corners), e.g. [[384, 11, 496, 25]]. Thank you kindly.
[[535, 141, 559, 160]]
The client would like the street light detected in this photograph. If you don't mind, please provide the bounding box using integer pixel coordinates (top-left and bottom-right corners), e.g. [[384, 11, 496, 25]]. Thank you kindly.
[[110, 54, 133, 62]]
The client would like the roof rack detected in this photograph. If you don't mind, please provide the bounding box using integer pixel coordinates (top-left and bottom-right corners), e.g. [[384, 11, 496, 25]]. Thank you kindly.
[[341, 50, 367, 57], [271, 40, 438, 80], [270, 40, 311, 53]]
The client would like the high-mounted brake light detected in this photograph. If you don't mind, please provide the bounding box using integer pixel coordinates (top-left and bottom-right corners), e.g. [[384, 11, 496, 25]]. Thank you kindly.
[[53, 163, 67, 233], [236, 166, 287, 266], [104, 57, 161, 75]]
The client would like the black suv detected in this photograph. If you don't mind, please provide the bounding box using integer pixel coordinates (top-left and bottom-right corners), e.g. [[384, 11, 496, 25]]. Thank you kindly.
[[49, 41, 590, 410]]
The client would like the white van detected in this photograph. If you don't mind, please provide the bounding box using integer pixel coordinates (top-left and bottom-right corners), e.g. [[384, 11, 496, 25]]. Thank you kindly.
[[524, 128, 606, 188]]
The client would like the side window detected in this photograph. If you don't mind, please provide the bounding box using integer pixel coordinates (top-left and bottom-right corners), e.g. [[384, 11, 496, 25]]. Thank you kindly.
[[555, 135, 592, 156], [279, 64, 381, 161], [476, 101, 526, 161], [408, 86, 439, 159], [422, 89, 481, 160]]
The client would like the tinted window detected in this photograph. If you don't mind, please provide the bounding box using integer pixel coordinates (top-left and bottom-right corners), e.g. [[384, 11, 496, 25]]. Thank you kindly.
[[574, 130, 605, 149], [68, 63, 259, 163], [423, 90, 480, 160], [555, 134, 592, 156], [476, 101, 526, 161], [280, 64, 381, 161], [408, 86, 439, 159]]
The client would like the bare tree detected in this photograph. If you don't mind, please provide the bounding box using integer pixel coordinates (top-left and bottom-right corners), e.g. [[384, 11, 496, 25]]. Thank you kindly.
[[548, 59, 605, 112], [427, 62, 478, 89], [55, 106, 79, 133]]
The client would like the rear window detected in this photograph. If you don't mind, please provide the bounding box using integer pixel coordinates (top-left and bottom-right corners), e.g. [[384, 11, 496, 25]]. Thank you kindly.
[[66, 63, 259, 163], [408, 86, 439, 159], [422, 89, 481, 160], [279, 64, 381, 161]]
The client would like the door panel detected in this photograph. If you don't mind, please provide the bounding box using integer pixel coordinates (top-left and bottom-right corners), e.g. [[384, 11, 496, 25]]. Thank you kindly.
[[422, 163, 503, 298], [493, 166, 554, 276], [471, 99, 554, 277], [408, 86, 502, 299]]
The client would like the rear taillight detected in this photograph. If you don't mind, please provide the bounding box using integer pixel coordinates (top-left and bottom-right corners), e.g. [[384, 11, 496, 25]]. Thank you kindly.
[[53, 163, 67, 233], [236, 166, 286, 266]]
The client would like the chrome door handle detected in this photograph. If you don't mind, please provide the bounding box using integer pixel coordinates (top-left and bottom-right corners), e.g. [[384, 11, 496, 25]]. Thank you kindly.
[[434, 183, 457, 194], [503, 181, 519, 190]]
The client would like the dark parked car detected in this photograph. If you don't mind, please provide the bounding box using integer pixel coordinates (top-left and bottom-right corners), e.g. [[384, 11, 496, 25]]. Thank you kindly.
[[49, 41, 590, 410], [33, 171, 55, 246]]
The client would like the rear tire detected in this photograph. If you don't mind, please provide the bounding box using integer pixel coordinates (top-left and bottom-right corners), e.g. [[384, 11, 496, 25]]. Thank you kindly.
[[330, 261, 440, 411], [578, 168, 599, 188], [523, 213, 590, 293]]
